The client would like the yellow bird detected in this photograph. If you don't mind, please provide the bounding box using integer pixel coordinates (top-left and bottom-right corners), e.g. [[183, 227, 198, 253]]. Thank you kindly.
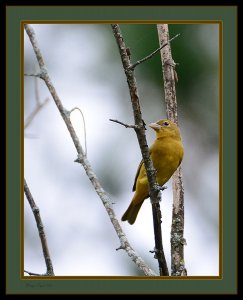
[[121, 119, 184, 225]]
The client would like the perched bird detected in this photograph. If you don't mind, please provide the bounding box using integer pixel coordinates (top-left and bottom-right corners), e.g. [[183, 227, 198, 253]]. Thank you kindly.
[[121, 119, 184, 225]]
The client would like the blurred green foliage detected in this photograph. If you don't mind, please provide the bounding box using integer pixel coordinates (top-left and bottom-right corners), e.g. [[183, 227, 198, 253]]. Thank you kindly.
[[114, 24, 219, 147]]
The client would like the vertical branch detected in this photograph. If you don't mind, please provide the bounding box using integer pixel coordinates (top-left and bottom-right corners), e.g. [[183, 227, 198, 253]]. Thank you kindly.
[[157, 24, 187, 276], [24, 179, 54, 276], [112, 24, 169, 276]]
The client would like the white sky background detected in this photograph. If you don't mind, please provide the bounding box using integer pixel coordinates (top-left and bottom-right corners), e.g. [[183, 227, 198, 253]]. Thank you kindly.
[[24, 24, 219, 276]]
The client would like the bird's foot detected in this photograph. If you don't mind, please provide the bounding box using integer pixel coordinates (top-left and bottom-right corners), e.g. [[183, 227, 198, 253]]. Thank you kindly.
[[154, 183, 167, 192], [149, 247, 163, 259]]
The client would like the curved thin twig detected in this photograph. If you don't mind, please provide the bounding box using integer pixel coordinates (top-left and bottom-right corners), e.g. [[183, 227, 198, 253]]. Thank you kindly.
[[70, 107, 87, 156]]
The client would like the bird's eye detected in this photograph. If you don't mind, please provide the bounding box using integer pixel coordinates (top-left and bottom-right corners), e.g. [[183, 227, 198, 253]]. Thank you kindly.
[[163, 121, 170, 126]]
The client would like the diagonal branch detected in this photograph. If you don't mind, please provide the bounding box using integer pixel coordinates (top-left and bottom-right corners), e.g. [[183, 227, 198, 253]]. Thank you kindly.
[[24, 24, 156, 276], [157, 24, 187, 276], [24, 97, 49, 129], [111, 24, 169, 276], [129, 33, 180, 70], [24, 270, 43, 276], [109, 118, 139, 129], [24, 179, 54, 276]]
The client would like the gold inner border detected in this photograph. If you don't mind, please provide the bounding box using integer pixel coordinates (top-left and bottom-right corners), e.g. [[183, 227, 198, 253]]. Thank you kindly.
[[21, 20, 223, 280]]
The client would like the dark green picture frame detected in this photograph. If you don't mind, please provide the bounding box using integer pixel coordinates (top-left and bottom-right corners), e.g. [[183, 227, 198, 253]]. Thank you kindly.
[[6, 6, 237, 295]]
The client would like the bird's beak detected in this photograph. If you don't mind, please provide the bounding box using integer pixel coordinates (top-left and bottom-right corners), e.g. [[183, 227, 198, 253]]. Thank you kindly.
[[149, 123, 161, 131]]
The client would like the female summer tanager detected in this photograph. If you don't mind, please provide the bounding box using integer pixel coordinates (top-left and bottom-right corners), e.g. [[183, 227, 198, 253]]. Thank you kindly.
[[121, 119, 184, 225]]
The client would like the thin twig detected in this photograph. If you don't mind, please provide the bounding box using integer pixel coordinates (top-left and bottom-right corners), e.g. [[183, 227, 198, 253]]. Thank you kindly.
[[24, 73, 41, 77], [24, 97, 49, 129], [111, 24, 169, 276], [24, 179, 54, 276], [25, 72, 50, 130], [157, 24, 186, 276], [129, 33, 180, 70], [24, 270, 42, 276], [70, 107, 87, 156], [34, 75, 41, 105], [109, 118, 139, 129], [24, 24, 157, 276]]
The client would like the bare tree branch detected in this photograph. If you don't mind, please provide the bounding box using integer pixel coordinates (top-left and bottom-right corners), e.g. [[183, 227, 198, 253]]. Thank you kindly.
[[111, 24, 169, 276], [24, 24, 157, 276], [69, 107, 87, 155], [24, 270, 42, 276], [157, 24, 187, 276], [24, 179, 54, 276], [25, 75, 50, 130], [109, 118, 139, 129], [24, 97, 49, 129], [34, 75, 41, 105], [24, 73, 42, 77], [129, 33, 180, 70]]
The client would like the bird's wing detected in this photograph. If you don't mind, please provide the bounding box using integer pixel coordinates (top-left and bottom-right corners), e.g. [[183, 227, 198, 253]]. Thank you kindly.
[[132, 148, 153, 191], [132, 159, 143, 192]]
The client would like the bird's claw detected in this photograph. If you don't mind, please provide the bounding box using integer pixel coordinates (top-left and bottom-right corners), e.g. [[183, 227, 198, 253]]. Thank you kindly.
[[154, 184, 167, 192]]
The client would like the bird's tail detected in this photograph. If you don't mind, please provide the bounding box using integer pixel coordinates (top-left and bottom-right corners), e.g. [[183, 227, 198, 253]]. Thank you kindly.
[[121, 200, 144, 225]]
